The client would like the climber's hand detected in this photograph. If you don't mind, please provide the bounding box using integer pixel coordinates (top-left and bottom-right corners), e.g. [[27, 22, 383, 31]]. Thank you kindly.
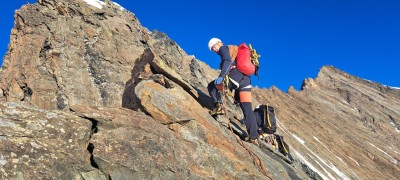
[[214, 77, 224, 85]]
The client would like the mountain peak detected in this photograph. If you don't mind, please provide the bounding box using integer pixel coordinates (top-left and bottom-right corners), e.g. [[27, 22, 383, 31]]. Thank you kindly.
[[0, 1, 399, 179]]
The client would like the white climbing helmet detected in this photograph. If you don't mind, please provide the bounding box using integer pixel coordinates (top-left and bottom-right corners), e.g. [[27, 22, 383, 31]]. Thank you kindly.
[[208, 38, 221, 51]]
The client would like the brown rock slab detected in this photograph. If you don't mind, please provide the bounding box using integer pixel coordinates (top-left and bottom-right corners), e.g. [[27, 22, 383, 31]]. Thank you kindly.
[[135, 79, 208, 125], [72, 106, 266, 179]]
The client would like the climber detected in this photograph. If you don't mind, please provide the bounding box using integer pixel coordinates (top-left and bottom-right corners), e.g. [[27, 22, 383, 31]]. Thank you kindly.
[[207, 38, 259, 145]]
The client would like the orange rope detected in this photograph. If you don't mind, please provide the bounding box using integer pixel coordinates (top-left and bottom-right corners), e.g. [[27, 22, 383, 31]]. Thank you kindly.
[[220, 84, 273, 180]]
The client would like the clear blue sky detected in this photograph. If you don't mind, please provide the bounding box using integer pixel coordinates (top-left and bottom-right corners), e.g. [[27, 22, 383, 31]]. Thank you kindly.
[[1, 0, 399, 90]]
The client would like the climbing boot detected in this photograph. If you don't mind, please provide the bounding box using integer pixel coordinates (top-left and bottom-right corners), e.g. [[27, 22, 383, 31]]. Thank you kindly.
[[209, 103, 224, 116], [262, 134, 276, 149], [250, 138, 259, 146]]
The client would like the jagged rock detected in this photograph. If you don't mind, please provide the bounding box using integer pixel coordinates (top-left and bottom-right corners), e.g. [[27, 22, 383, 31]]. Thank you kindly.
[[0, 0, 149, 110], [0, 102, 93, 179], [253, 65, 400, 179], [122, 47, 217, 111], [83, 106, 203, 179], [7, 80, 25, 102], [73, 97, 308, 179], [141, 48, 199, 99], [1, 0, 399, 179], [135, 78, 207, 125], [0, 0, 219, 111]]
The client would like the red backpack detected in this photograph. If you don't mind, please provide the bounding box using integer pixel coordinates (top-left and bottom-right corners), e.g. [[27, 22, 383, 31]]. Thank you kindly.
[[236, 43, 258, 76]]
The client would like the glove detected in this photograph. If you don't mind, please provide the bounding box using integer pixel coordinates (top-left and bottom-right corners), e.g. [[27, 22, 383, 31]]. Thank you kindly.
[[214, 77, 224, 85]]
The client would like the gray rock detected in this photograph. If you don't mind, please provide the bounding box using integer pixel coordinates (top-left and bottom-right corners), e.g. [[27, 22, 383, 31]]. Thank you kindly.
[[0, 102, 94, 179], [79, 170, 108, 180]]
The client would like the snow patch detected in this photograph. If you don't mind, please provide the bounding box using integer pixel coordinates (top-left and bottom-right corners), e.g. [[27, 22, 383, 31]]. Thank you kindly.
[[113, 2, 125, 10], [314, 137, 348, 167], [276, 118, 290, 135], [369, 142, 398, 165], [277, 118, 300, 140], [390, 122, 400, 133], [82, 0, 105, 9], [310, 150, 350, 180], [311, 154, 337, 180], [314, 137, 332, 153], [363, 78, 373, 83], [292, 134, 305, 144], [292, 150, 330, 180], [279, 119, 350, 179], [328, 162, 350, 180], [349, 157, 360, 166], [388, 86, 400, 90], [335, 156, 348, 168], [0, 156, 7, 166], [337, 100, 351, 108]]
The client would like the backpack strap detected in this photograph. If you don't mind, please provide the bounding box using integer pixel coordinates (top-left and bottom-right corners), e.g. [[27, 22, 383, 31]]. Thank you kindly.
[[266, 104, 272, 128]]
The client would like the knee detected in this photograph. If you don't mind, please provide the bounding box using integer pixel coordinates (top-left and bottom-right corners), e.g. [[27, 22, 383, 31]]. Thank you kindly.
[[239, 91, 252, 103]]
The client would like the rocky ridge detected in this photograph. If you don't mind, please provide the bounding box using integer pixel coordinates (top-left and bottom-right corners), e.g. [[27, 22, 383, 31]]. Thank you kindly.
[[253, 66, 400, 179], [0, 0, 399, 179]]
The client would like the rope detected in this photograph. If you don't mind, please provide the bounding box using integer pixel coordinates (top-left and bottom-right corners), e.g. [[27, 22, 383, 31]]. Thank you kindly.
[[220, 84, 273, 180]]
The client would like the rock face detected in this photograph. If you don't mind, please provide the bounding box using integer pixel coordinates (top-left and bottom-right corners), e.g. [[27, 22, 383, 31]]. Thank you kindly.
[[0, 0, 399, 179], [0, 102, 94, 179], [253, 66, 400, 179]]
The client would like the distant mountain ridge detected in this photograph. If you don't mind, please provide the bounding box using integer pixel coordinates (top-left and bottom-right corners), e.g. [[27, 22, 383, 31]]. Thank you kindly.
[[254, 66, 400, 179], [0, 0, 399, 179]]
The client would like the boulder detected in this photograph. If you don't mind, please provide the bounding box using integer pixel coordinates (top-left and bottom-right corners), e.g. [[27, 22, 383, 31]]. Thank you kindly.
[[70, 103, 309, 179], [135, 78, 208, 125]]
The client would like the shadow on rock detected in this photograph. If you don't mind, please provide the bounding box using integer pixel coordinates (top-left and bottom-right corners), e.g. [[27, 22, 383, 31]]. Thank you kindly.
[[122, 49, 155, 111]]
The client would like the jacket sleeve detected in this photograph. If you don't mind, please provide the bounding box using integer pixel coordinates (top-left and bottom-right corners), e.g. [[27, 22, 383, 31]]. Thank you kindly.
[[218, 46, 232, 77]]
